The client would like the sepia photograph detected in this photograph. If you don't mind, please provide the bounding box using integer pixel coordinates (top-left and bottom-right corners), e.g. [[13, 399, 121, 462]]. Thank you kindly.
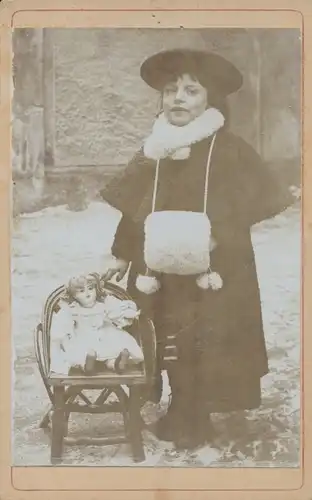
[[11, 27, 301, 468]]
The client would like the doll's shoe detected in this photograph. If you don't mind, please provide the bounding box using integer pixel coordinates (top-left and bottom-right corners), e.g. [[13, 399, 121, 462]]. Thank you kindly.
[[84, 351, 97, 375], [68, 365, 85, 376], [114, 349, 130, 374]]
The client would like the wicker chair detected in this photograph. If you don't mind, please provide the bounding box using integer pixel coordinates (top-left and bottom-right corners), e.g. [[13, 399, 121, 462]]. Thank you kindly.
[[34, 277, 156, 464]]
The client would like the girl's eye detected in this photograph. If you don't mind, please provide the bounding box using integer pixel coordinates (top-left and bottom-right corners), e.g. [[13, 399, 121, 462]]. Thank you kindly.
[[186, 87, 198, 95], [164, 86, 177, 94]]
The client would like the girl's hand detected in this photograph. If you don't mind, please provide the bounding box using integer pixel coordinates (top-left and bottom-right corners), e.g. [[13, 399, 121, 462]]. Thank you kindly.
[[101, 256, 130, 283]]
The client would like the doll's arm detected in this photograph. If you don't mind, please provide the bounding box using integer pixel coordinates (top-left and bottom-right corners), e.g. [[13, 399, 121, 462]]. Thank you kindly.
[[50, 303, 74, 350], [102, 296, 140, 328]]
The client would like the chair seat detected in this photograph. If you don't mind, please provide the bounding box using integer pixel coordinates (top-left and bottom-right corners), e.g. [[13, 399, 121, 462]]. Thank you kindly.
[[48, 368, 147, 387]]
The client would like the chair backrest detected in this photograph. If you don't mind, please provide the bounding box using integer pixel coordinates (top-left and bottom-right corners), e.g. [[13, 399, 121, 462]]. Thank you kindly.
[[35, 277, 157, 381]]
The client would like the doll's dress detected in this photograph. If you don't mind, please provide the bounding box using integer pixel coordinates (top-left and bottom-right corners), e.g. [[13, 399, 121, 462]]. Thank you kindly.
[[49, 299, 143, 374]]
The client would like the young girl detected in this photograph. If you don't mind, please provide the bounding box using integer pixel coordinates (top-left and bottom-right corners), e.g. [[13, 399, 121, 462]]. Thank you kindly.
[[49, 274, 144, 375], [100, 49, 298, 449]]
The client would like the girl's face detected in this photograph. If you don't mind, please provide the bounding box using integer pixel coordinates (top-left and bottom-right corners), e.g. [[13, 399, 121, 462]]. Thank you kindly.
[[74, 283, 97, 308], [162, 73, 208, 127]]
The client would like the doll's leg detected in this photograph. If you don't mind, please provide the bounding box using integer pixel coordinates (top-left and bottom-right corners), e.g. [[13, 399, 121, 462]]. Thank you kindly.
[[127, 348, 144, 366], [103, 350, 131, 373], [124, 334, 144, 364]]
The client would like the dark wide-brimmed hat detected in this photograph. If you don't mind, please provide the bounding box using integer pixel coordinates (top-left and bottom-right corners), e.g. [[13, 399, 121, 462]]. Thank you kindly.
[[140, 48, 243, 95]]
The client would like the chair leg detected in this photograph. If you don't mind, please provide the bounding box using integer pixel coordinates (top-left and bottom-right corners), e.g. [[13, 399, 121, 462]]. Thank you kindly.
[[51, 386, 66, 465], [63, 411, 70, 437], [40, 387, 76, 430], [39, 407, 52, 429], [115, 387, 130, 438], [63, 391, 78, 437], [128, 387, 145, 463]]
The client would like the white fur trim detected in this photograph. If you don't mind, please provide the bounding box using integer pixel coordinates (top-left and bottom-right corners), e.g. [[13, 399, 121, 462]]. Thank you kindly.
[[144, 211, 211, 275], [135, 274, 161, 294], [143, 107, 224, 160], [196, 272, 210, 290]]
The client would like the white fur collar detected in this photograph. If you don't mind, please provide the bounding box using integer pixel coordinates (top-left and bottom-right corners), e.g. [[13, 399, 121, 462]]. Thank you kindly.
[[143, 107, 225, 161]]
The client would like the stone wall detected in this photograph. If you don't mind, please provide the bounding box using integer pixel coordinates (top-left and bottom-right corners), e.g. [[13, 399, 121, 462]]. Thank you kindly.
[[48, 27, 301, 166], [258, 29, 301, 160], [12, 27, 301, 213], [50, 27, 259, 166]]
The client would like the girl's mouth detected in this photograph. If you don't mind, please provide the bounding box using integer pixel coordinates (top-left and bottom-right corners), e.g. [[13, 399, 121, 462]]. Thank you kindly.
[[171, 107, 188, 112]]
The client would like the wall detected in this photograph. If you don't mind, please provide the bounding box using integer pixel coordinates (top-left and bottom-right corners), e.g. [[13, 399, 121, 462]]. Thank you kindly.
[[48, 27, 301, 166], [258, 29, 301, 160], [12, 28, 301, 213], [12, 28, 45, 214], [50, 27, 259, 166]]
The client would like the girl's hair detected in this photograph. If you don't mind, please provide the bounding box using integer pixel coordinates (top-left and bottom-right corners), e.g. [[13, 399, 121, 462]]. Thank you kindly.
[[158, 72, 230, 127], [62, 273, 105, 304]]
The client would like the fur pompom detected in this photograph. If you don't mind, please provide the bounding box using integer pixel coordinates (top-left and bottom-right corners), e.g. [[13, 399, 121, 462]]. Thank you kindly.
[[208, 272, 223, 290], [196, 271, 223, 291], [135, 274, 161, 294], [196, 272, 210, 290]]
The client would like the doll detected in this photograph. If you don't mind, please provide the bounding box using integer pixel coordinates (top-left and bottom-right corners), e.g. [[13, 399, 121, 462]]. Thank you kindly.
[[49, 274, 144, 375]]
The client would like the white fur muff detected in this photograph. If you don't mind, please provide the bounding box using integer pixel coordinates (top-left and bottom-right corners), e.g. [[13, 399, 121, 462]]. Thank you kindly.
[[144, 211, 211, 275]]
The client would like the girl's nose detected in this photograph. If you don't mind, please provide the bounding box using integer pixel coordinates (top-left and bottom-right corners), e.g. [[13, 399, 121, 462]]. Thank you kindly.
[[174, 86, 185, 102]]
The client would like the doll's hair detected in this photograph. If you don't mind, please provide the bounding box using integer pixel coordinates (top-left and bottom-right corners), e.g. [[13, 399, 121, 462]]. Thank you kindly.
[[62, 273, 105, 304]]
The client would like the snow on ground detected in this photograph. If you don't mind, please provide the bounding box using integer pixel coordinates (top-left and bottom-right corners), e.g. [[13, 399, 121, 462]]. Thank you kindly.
[[12, 201, 301, 467]]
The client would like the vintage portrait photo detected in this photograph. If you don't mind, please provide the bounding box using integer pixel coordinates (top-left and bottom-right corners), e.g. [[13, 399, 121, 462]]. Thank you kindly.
[[11, 27, 301, 468]]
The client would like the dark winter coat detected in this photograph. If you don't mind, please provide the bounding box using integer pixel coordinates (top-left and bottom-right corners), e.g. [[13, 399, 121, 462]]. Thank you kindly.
[[100, 130, 294, 412]]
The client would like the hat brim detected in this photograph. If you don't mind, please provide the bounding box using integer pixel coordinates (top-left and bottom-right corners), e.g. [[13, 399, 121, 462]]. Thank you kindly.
[[140, 49, 243, 95]]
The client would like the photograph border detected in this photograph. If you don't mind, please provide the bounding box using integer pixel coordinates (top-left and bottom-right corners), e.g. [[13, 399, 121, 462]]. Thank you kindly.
[[0, 1, 309, 498]]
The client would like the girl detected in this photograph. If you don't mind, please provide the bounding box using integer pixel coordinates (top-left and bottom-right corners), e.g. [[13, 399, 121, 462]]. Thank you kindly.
[[100, 49, 297, 449]]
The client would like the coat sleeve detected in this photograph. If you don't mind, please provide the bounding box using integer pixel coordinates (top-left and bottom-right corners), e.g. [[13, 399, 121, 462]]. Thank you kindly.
[[110, 213, 143, 262], [233, 137, 296, 227], [99, 148, 154, 262]]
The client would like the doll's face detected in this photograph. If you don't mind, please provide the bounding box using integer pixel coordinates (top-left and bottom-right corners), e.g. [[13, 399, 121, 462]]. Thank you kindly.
[[162, 73, 208, 127], [73, 283, 97, 308]]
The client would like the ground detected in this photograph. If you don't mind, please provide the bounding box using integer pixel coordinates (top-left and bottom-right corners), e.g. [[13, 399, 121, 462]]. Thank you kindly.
[[12, 201, 300, 467]]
